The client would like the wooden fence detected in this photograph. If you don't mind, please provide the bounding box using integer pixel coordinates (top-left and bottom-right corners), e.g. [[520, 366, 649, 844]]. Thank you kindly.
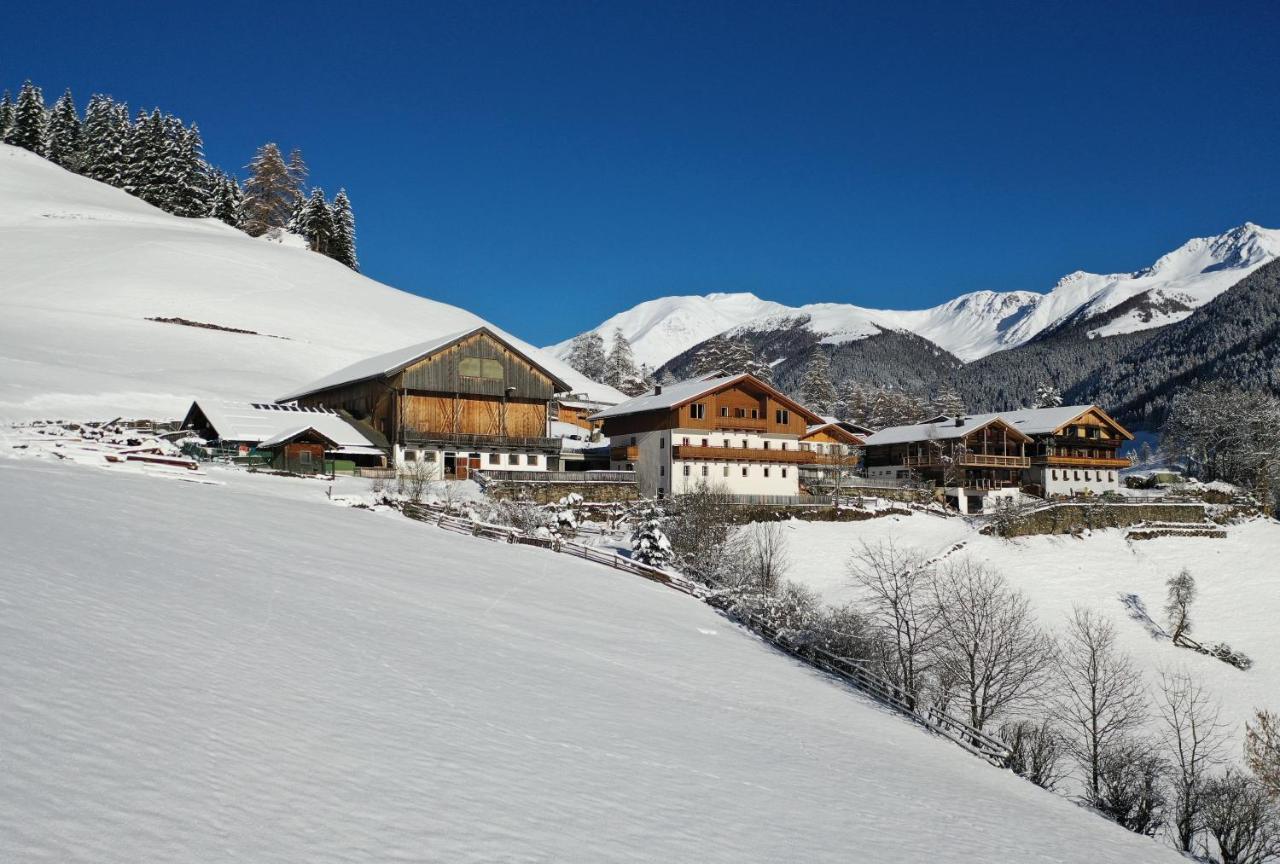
[[396, 500, 1011, 768]]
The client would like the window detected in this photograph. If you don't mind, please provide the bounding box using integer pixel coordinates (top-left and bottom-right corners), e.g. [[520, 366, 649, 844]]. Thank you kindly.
[[489, 453, 501, 465], [701, 438, 709, 447], [722, 466, 729, 477], [422, 451, 437, 462], [683, 465, 691, 476], [800, 443, 811, 452], [781, 442, 788, 451], [1108, 472, 1115, 482], [625, 463, 633, 470], [527, 454, 539, 466], [508, 453, 520, 465], [763, 441, 771, 449], [741, 440, 748, 448], [722, 439, 730, 447], [742, 467, 749, 477], [701, 465, 708, 477], [781, 468, 788, 478], [682, 437, 690, 446], [720, 406, 729, 417], [660, 465, 665, 476], [689, 403, 706, 419], [630, 436, 637, 445], [775, 409, 789, 424], [299, 450, 312, 464], [1051, 470, 1058, 481], [751, 409, 759, 419], [659, 437, 665, 449], [735, 407, 746, 418], [459, 356, 504, 380], [405, 450, 418, 462], [763, 467, 770, 478]]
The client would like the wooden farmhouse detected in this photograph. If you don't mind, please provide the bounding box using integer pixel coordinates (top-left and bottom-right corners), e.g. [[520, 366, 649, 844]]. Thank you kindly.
[[180, 400, 388, 470], [862, 404, 1133, 512], [797, 419, 866, 493], [275, 327, 573, 479], [591, 373, 826, 498]]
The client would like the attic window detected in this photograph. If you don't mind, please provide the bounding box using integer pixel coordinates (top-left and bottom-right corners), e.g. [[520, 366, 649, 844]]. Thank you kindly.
[[459, 357, 504, 380], [689, 403, 706, 419]]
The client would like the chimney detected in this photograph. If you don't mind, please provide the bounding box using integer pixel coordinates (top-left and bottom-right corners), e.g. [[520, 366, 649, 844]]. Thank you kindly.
[[954, 416, 964, 427], [654, 385, 663, 395]]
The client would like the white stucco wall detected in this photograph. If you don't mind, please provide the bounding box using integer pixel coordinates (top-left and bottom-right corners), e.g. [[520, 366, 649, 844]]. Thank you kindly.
[[611, 428, 806, 498], [1032, 465, 1121, 496]]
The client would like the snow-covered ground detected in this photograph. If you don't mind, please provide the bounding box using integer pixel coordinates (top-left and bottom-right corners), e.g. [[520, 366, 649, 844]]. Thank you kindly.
[[550, 223, 1280, 365], [0, 452, 1194, 863], [0, 144, 623, 423], [773, 512, 1280, 743]]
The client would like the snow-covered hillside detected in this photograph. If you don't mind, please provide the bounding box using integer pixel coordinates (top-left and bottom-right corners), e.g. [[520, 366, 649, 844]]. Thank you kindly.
[[551, 223, 1280, 366], [775, 513, 1280, 750], [0, 144, 623, 421], [0, 455, 1188, 863]]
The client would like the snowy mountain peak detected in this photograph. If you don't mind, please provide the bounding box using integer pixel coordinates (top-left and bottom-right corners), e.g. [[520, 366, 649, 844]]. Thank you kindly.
[[552, 222, 1280, 368]]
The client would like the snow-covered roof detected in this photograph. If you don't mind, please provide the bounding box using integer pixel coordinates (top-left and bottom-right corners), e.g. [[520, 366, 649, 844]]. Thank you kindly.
[[257, 425, 341, 450], [184, 400, 382, 453], [803, 421, 865, 443], [590, 375, 742, 420], [862, 413, 1030, 446], [862, 405, 1129, 447], [276, 326, 573, 402]]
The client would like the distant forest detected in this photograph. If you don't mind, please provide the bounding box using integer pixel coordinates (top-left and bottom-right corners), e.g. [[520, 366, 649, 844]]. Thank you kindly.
[[0, 79, 357, 270]]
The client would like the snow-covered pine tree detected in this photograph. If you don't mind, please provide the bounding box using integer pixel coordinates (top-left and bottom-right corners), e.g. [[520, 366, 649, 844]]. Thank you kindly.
[[241, 143, 294, 236], [834, 380, 868, 426], [604, 328, 638, 389], [0, 91, 13, 141], [689, 336, 729, 377], [298, 187, 336, 255], [656, 367, 676, 386], [286, 148, 308, 206], [329, 188, 359, 270], [566, 332, 608, 382], [800, 349, 836, 414], [7, 81, 48, 153], [44, 88, 80, 168], [725, 337, 772, 382], [170, 123, 211, 218], [1033, 382, 1064, 409], [630, 505, 674, 568], [619, 363, 655, 397], [121, 108, 158, 200], [148, 113, 188, 211], [80, 95, 127, 185]]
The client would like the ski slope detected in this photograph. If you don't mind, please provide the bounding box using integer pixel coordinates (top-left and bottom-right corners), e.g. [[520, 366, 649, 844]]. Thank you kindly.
[[0, 456, 1185, 863], [0, 144, 623, 422], [774, 513, 1280, 745]]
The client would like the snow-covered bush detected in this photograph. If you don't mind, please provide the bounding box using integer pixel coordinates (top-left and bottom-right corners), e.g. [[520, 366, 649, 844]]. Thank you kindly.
[[630, 505, 673, 568]]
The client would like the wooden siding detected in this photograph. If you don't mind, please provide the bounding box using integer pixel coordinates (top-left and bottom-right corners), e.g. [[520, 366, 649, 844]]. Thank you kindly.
[[395, 331, 555, 400], [557, 404, 600, 431], [403, 394, 547, 438]]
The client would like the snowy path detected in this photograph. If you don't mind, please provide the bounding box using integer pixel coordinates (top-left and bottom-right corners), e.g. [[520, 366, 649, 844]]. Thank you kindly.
[[0, 459, 1184, 862]]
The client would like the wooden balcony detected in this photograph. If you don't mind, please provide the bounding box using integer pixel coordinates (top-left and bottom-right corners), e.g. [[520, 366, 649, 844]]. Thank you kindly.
[[1032, 455, 1131, 469], [672, 444, 810, 463], [709, 416, 767, 431], [610, 445, 639, 462], [902, 453, 1030, 469]]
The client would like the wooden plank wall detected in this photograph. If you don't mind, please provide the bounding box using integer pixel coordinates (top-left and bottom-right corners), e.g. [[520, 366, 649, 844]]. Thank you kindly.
[[398, 332, 555, 400], [402, 394, 547, 437]]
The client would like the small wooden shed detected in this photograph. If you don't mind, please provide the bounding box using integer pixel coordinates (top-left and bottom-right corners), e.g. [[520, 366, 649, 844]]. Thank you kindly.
[[258, 426, 342, 473]]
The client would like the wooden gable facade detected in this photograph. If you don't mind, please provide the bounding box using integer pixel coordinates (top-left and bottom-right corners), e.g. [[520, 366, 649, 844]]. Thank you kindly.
[[599, 376, 822, 439], [289, 329, 565, 449], [1027, 407, 1133, 470]]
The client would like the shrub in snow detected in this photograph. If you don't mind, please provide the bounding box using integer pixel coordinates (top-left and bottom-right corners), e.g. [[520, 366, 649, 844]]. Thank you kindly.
[[1244, 709, 1280, 800], [630, 506, 673, 568], [1092, 737, 1167, 837], [1000, 720, 1067, 792]]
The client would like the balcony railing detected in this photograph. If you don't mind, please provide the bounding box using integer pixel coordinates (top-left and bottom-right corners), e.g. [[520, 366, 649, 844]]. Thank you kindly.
[[672, 444, 811, 464], [708, 416, 767, 430], [902, 453, 1030, 469], [610, 445, 639, 462], [403, 429, 563, 451], [1032, 455, 1131, 468]]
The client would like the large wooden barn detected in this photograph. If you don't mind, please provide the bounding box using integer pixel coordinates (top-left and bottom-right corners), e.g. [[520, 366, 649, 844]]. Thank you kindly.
[[276, 327, 572, 478]]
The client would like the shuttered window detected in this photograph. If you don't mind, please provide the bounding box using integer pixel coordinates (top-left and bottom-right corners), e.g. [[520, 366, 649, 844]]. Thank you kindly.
[[459, 357, 504, 380]]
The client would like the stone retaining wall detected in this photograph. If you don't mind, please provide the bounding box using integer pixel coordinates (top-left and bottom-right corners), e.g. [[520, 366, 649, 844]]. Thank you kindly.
[[1001, 502, 1208, 537]]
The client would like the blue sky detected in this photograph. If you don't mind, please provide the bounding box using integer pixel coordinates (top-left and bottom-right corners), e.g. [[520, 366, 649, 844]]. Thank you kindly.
[[5, 0, 1279, 344]]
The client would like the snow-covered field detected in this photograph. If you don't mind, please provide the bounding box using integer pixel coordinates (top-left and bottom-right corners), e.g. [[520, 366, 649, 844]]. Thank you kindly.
[[0, 453, 1193, 863], [773, 511, 1280, 742], [0, 144, 623, 423]]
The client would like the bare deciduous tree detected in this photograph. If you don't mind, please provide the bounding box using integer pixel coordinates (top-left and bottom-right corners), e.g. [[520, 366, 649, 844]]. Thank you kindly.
[[929, 559, 1053, 731], [742, 521, 791, 592], [1165, 569, 1197, 645], [1201, 769, 1280, 864], [848, 540, 939, 709], [1157, 669, 1228, 853], [1000, 719, 1069, 791], [1245, 709, 1280, 801], [1095, 737, 1167, 837], [1053, 606, 1150, 802]]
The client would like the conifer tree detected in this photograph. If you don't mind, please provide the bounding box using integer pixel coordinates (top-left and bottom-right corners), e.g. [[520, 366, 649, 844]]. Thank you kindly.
[[241, 143, 294, 236], [931, 387, 965, 417], [80, 95, 127, 185], [45, 88, 80, 168], [170, 123, 210, 217], [209, 171, 243, 227], [286, 148, 308, 206], [329, 188, 359, 270], [800, 349, 837, 414], [7, 81, 48, 153], [298, 187, 336, 255], [631, 505, 674, 568], [0, 90, 13, 141], [1034, 382, 1064, 409], [122, 108, 157, 199], [566, 332, 609, 382], [604, 328, 638, 389]]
